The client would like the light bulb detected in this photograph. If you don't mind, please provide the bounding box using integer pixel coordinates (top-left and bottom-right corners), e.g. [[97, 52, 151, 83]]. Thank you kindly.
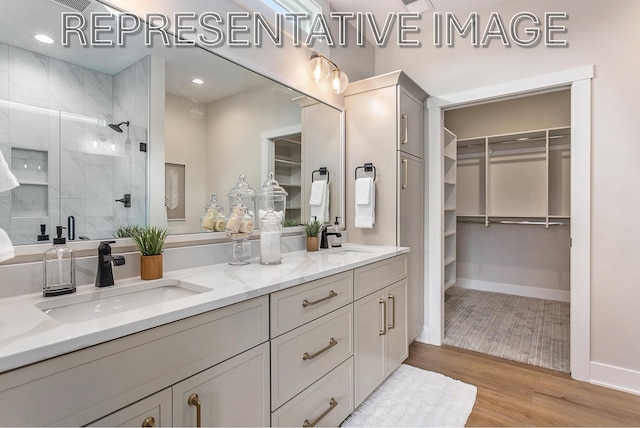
[[331, 69, 349, 94], [92, 138, 98, 148], [110, 142, 116, 151], [309, 55, 330, 83]]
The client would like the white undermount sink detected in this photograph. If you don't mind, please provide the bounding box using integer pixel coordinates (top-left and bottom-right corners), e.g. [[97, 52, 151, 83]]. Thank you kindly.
[[328, 248, 372, 255], [36, 279, 210, 323]]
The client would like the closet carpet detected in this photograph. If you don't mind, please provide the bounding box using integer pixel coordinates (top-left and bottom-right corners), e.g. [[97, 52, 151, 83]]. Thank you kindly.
[[444, 287, 570, 373]]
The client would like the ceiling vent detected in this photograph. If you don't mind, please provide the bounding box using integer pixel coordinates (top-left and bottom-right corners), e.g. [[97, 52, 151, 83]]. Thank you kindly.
[[49, 0, 91, 12], [399, 0, 434, 14]]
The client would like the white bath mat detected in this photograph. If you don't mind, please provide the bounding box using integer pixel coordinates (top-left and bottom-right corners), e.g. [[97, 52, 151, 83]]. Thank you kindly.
[[342, 364, 477, 427]]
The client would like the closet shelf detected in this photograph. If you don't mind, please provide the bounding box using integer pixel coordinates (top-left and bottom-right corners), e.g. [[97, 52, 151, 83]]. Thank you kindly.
[[275, 159, 301, 166], [444, 279, 456, 290], [444, 257, 456, 267], [444, 231, 456, 237]]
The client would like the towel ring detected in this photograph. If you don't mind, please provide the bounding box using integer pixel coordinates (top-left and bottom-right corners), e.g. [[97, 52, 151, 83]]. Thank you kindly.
[[355, 163, 376, 181], [312, 167, 330, 182]]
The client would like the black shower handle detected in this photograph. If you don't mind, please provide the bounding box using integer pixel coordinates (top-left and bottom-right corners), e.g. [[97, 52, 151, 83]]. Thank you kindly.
[[115, 194, 131, 208]]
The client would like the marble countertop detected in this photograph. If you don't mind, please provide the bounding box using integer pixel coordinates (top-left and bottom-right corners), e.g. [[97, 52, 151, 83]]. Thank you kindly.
[[0, 244, 407, 373]]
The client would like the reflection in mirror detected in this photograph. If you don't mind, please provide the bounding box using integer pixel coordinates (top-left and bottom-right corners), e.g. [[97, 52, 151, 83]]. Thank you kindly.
[[0, 0, 344, 248]]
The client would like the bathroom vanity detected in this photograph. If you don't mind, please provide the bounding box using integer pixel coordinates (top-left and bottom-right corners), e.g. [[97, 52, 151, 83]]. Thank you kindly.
[[0, 245, 408, 427]]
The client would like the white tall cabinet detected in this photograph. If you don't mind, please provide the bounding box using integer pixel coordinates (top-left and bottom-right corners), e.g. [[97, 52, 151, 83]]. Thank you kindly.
[[345, 71, 428, 341]]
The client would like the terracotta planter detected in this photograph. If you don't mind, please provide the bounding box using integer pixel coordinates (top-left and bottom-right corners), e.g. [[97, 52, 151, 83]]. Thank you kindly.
[[140, 254, 163, 280], [306, 236, 319, 252]]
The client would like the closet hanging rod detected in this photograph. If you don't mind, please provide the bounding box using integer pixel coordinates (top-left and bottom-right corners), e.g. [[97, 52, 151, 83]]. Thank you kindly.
[[458, 134, 570, 148], [457, 219, 569, 226]]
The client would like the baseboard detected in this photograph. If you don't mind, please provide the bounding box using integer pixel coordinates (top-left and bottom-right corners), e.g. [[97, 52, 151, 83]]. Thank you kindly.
[[455, 278, 570, 302], [590, 362, 640, 396]]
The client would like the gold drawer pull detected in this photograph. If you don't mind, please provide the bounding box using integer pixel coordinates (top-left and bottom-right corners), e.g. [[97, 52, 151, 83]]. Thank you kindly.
[[141, 416, 155, 427], [303, 338, 338, 360], [303, 398, 338, 427], [188, 393, 201, 428], [379, 298, 387, 336], [388, 294, 396, 330], [302, 290, 337, 307]]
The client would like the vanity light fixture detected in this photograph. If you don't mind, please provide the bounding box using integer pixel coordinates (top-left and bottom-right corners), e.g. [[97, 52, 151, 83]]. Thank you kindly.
[[309, 53, 349, 94], [191, 78, 205, 85], [34, 34, 54, 44]]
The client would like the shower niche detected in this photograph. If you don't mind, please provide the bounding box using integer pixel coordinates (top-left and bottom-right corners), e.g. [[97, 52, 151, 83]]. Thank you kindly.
[[10, 148, 49, 218]]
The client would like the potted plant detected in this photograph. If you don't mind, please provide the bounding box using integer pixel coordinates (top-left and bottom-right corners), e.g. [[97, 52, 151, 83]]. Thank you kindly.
[[130, 225, 170, 280], [303, 220, 322, 252]]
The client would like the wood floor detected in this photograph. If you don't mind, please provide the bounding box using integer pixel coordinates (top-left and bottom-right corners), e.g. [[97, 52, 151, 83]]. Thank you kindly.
[[405, 342, 640, 426]]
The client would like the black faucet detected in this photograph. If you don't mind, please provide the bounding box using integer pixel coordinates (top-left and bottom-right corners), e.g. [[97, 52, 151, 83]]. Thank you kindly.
[[96, 241, 126, 287], [320, 227, 342, 249]]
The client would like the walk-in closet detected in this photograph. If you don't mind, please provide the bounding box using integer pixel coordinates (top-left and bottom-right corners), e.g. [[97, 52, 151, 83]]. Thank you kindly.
[[443, 90, 571, 373]]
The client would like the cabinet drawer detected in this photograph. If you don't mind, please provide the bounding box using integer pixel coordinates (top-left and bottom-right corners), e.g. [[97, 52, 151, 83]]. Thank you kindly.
[[0, 296, 269, 427], [88, 388, 172, 427], [270, 271, 353, 337], [271, 304, 353, 410], [354, 254, 407, 299], [272, 357, 354, 427]]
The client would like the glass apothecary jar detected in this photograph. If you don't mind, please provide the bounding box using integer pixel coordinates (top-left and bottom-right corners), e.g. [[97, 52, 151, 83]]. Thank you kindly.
[[260, 208, 282, 265], [200, 194, 226, 232], [257, 171, 288, 225], [227, 174, 257, 226], [225, 195, 255, 265]]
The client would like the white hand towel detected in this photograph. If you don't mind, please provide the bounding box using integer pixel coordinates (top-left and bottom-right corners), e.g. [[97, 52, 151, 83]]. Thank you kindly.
[[310, 181, 329, 224], [355, 177, 373, 205], [0, 227, 15, 263], [355, 177, 375, 228], [0, 150, 19, 193], [309, 180, 326, 206]]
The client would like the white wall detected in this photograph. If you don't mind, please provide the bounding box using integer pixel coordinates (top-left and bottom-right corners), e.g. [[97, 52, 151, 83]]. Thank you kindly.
[[165, 93, 207, 234], [205, 85, 301, 211], [375, 0, 640, 376]]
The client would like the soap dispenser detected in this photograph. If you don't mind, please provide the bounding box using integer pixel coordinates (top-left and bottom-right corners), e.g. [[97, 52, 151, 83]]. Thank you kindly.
[[43, 226, 76, 297], [330, 217, 342, 248]]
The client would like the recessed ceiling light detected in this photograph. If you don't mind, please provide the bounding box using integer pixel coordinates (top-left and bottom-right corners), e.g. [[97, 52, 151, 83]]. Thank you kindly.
[[34, 34, 54, 44], [191, 78, 205, 85]]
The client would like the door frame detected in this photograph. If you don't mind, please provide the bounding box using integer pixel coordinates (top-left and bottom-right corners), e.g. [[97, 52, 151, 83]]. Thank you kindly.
[[421, 65, 593, 381]]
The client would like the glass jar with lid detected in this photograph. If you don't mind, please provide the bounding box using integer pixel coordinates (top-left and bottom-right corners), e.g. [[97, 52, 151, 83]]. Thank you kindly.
[[259, 208, 282, 265], [200, 193, 226, 232], [225, 195, 255, 265], [257, 171, 288, 225], [227, 174, 257, 225]]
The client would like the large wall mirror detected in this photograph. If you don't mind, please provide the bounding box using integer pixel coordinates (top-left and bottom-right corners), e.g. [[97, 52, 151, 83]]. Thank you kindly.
[[0, 0, 343, 248]]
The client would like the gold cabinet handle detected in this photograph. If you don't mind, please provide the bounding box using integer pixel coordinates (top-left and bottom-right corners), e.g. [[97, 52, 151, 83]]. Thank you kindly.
[[141, 416, 155, 427], [302, 290, 337, 307], [303, 338, 338, 360], [379, 298, 387, 336], [303, 398, 338, 427], [188, 393, 201, 428], [388, 294, 396, 330], [402, 159, 409, 189], [401, 114, 408, 144]]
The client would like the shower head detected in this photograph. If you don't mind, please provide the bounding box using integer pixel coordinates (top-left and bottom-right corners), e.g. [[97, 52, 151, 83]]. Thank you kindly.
[[108, 121, 129, 133]]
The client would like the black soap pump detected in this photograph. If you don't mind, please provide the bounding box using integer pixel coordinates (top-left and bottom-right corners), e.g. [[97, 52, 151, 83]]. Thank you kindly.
[[43, 226, 76, 297]]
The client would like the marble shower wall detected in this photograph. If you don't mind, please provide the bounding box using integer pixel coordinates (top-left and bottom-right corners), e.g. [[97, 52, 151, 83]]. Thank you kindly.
[[0, 42, 148, 245]]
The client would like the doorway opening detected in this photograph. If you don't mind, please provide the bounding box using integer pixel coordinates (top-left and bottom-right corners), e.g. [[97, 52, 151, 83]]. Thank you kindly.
[[425, 65, 593, 381], [442, 90, 571, 372]]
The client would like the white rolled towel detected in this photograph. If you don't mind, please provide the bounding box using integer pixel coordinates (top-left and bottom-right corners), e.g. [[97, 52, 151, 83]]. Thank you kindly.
[[0, 150, 19, 193], [0, 227, 15, 263]]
